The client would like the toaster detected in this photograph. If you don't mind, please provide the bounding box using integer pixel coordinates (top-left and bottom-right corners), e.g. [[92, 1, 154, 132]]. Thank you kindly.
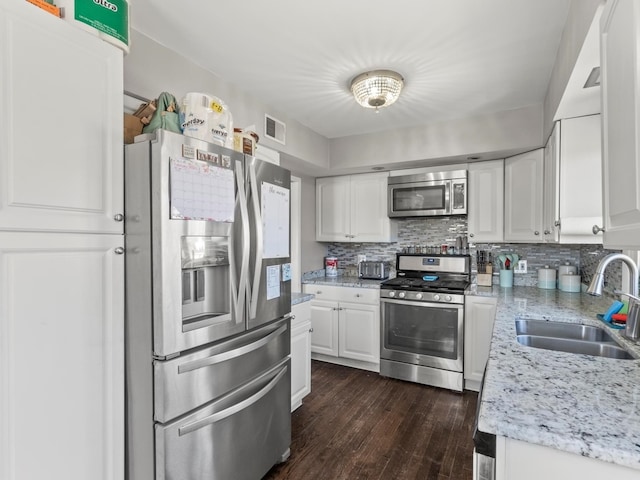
[[358, 261, 389, 280]]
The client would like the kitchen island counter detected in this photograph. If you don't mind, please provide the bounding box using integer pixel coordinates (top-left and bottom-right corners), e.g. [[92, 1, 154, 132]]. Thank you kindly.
[[470, 285, 640, 471]]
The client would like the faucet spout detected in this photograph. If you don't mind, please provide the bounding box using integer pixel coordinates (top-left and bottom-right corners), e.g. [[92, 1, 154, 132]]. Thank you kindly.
[[586, 253, 639, 298]]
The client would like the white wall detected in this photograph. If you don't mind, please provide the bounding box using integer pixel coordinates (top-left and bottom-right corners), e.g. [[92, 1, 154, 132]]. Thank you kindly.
[[124, 30, 330, 172], [299, 175, 326, 274], [543, 0, 603, 138], [328, 104, 544, 173]]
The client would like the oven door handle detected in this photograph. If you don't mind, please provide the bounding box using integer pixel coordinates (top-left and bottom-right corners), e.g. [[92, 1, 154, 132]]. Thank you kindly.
[[380, 297, 463, 308]]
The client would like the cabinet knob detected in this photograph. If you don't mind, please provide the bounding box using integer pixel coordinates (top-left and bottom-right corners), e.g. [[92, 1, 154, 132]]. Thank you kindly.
[[554, 221, 561, 227], [114, 214, 124, 222], [355, 293, 361, 298], [534, 231, 540, 236], [316, 291, 322, 295], [291, 315, 296, 320], [469, 233, 474, 238], [544, 230, 551, 235], [592, 225, 605, 235], [309, 328, 314, 333], [114, 247, 125, 255]]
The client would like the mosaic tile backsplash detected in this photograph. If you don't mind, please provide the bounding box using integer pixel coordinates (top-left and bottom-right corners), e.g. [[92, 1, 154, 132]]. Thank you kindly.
[[318, 216, 631, 296]]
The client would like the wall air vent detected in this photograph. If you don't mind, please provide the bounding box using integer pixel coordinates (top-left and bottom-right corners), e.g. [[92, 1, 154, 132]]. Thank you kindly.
[[584, 66, 601, 88], [265, 114, 286, 145]]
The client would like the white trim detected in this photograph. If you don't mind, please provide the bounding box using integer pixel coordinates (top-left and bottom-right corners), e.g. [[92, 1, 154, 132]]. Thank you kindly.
[[291, 176, 302, 292]]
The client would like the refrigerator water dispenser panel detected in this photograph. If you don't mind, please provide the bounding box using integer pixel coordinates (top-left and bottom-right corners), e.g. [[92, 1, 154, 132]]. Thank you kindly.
[[181, 236, 231, 332]]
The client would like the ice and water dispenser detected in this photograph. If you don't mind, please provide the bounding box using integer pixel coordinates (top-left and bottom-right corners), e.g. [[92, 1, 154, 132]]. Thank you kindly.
[[180, 236, 231, 332]]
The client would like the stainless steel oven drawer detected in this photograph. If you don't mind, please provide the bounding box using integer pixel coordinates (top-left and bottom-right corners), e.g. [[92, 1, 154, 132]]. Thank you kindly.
[[154, 317, 290, 422], [155, 359, 291, 480]]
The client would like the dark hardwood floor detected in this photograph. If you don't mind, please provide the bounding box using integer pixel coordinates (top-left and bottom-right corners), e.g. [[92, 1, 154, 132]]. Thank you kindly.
[[264, 361, 478, 480]]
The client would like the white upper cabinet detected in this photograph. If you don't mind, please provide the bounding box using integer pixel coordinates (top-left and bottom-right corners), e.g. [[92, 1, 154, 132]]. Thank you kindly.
[[557, 115, 603, 243], [467, 160, 504, 243], [316, 172, 397, 243], [600, 0, 640, 249], [504, 150, 544, 243], [0, 2, 124, 234]]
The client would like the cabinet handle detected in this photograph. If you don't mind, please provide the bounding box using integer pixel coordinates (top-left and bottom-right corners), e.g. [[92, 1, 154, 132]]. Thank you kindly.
[[534, 231, 540, 236], [592, 225, 605, 235], [114, 247, 125, 255], [309, 328, 314, 333], [114, 214, 124, 222]]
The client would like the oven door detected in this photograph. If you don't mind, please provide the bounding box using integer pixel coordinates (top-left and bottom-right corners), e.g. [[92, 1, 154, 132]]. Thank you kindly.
[[380, 298, 463, 372]]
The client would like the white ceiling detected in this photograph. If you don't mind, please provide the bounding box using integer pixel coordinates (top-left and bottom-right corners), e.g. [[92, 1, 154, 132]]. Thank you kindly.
[[131, 0, 574, 140]]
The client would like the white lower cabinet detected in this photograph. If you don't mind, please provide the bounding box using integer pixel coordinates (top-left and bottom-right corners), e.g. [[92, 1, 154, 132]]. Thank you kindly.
[[0, 232, 124, 480], [464, 295, 497, 391], [496, 437, 640, 480], [290, 302, 312, 412], [303, 284, 380, 372]]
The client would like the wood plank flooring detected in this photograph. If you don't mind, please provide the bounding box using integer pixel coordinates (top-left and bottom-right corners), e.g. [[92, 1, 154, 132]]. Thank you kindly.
[[263, 361, 478, 480]]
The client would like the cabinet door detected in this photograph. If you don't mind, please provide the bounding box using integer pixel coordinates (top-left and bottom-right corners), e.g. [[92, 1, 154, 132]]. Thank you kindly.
[[0, 232, 124, 480], [504, 150, 544, 242], [0, 3, 124, 234], [350, 172, 396, 242], [338, 302, 380, 365], [600, 0, 640, 249], [290, 304, 312, 412], [464, 296, 497, 390], [467, 160, 504, 243], [559, 115, 603, 244], [316, 176, 351, 241], [543, 122, 560, 243], [309, 299, 339, 356]]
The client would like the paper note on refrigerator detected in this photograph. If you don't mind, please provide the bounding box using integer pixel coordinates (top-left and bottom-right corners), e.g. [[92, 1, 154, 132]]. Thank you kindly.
[[262, 181, 290, 258], [169, 157, 235, 222], [266, 264, 281, 300]]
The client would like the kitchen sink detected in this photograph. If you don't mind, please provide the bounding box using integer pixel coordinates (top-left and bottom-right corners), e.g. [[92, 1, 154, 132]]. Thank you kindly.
[[515, 319, 636, 360], [515, 319, 616, 342]]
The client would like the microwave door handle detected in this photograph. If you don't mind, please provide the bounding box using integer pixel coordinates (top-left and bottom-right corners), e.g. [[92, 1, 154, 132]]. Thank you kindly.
[[248, 160, 263, 320], [234, 159, 250, 323], [178, 363, 288, 436]]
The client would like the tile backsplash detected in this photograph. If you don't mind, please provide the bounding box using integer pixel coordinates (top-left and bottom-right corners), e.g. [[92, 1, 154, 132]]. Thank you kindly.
[[322, 216, 627, 295]]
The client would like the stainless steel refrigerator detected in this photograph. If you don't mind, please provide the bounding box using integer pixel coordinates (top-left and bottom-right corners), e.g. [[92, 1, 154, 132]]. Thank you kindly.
[[124, 130, 292, 480]]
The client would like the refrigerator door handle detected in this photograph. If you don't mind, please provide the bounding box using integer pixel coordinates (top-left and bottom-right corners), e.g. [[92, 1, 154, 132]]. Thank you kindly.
[[178, 363, 288, 436], [248, 160, 264, 319], [177, 323, 288, 374], [233, 159, 250, 323]]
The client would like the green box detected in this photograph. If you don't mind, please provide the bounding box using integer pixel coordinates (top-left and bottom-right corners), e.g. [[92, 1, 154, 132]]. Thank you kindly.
[[75, 0, 129, 46]]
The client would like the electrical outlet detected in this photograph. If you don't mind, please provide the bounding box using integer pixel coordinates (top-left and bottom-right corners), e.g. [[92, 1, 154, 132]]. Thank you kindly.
[[357, 254, 366, 263], [514, 260, 527, 274]]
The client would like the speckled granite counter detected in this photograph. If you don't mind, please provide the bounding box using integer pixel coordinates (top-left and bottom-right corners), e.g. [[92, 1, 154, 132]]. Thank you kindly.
[[302, 275, 384, 289], [470, 285, 640, 470], [291, 292, 314, 305]]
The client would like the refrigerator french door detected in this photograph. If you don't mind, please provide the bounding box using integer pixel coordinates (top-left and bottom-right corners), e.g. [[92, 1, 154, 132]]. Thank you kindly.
[[125, 130, 291, 480]]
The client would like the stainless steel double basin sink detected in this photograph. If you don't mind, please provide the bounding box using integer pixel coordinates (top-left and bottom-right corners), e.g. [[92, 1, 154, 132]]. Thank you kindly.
[[515, 319, 635, 360]]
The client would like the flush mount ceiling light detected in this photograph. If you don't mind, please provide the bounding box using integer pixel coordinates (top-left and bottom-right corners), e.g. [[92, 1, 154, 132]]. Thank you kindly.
[[350, 69, 404, 111]]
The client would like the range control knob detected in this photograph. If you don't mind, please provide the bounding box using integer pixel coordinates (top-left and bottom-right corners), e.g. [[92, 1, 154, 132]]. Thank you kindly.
[[445, 295, 452, 302], [398, 292, 406, 299], [415, 293, 423, 300], [433, 294, 441, 301], [388, 291, 396, 298]]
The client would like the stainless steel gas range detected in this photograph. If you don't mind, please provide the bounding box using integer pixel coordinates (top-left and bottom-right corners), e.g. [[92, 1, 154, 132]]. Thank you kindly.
[[379, 254, 471, 391]]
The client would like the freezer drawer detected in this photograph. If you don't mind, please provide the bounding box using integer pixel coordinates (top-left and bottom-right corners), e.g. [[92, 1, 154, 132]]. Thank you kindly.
[[154, 317, 290, 422], [156, 359, 291, 480]]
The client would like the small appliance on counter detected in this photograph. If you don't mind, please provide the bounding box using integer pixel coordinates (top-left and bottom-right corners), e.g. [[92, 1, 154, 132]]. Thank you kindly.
[[358, 261, 390, 280]]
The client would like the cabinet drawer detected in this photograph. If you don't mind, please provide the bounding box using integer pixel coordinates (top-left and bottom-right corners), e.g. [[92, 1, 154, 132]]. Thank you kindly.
[[302, 284, 379, 305]]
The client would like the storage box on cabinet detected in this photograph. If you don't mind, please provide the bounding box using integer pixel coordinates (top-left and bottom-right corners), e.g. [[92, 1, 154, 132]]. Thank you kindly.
[[302, 284, 380, 371], [316, 173, 397, 243]]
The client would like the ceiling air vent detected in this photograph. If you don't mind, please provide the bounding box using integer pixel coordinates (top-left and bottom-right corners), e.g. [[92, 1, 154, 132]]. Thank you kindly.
[[265, 114, 286, 145]]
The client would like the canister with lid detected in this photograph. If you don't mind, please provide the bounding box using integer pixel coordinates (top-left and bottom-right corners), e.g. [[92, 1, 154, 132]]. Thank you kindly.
[[559, 272, 581, 292], [538, 265, 557, 289]]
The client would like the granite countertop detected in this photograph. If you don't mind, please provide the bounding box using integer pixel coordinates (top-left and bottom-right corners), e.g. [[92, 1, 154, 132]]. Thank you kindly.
[[302, 275, 385, 289], [472, 285, 640, 470], [291, 292, 314, 305]]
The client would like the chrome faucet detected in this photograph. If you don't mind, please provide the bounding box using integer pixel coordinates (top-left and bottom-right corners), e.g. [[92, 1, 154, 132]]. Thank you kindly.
[[587, 253, 640, 341]]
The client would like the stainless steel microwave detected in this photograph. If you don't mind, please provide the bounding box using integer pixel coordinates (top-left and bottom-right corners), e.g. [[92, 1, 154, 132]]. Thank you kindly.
[[387, 170, 467, 217]]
